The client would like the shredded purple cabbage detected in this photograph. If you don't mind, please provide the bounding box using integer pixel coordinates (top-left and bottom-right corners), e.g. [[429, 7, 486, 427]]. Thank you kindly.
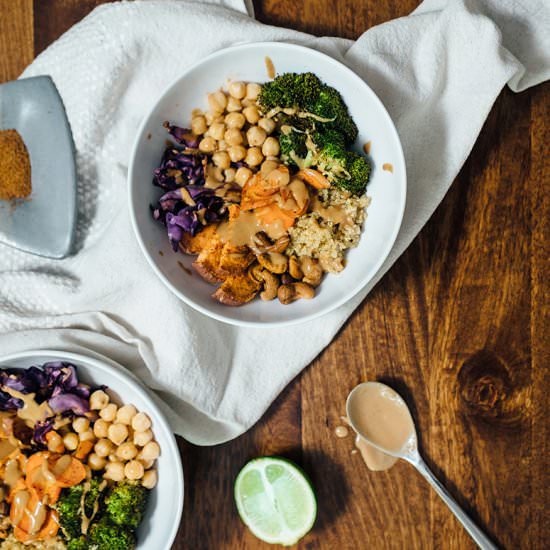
[[151, 122, 234, 251], [0, 389, 23, 410], [33, 419, 54, 447], [0, 362, 91, 416]]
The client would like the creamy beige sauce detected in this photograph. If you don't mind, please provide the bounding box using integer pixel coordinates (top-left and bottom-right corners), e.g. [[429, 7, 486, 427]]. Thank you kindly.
[[0, 439, 17, 460], [363, 141, 372, 154], [334, 425, 349, 438], [4, 457, 23, 488], [40, 459, 56, 485], [26, 499, 47, 535], [348, 383, 414, 454], [217, 210, 286, 247], [1, 386, 52, 426], [53, 454, 72, 477], [265, 56, 275, 79], [12, 490, 30, 526], [354, 436, 398, 471], [311, 196, 351, 225], [382, 163, 393, 173]]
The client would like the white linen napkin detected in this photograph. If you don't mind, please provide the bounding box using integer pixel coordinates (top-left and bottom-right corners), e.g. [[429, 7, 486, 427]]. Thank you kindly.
[[0, 0, 547, 444]]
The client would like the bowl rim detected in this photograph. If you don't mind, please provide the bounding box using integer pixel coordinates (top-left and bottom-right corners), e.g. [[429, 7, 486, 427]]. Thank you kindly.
[[128, 40, 407, 328], [0, 349, 184, 550]]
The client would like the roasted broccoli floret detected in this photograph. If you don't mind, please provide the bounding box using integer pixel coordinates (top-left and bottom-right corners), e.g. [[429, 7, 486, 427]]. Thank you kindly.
[[84, 476, 107, 519], [279, 131, 308, 166], [67, 536, 88, 550], [88, 517, 136, 550], [258, 72, 321, 111], [57, 485, 84, 540], [308, 85, 358, 144], [340, 151, 371, 195], [105, 481, 149, 530]]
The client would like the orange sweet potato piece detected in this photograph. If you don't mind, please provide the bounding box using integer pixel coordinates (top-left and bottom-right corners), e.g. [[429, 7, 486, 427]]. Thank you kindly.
[[179, 224, 219, 255], [212, 274, 260, 306], [74, 440, 94, 461], [12, 490, 59, 542]]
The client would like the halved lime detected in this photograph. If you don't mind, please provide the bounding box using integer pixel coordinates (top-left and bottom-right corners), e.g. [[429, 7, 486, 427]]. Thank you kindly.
[[234, 457, 317, 546]]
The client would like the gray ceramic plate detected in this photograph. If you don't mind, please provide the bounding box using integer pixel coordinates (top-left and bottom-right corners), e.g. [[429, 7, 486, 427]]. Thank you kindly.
[[0, 75, 76, 258]]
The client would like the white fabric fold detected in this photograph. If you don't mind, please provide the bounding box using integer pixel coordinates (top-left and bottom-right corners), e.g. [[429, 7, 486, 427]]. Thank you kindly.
[[0, 0, 547, 444]]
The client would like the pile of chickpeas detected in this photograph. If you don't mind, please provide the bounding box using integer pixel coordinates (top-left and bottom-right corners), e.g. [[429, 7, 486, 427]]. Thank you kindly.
[[191, 80, 280, 188], [47, 390, 159, 489]]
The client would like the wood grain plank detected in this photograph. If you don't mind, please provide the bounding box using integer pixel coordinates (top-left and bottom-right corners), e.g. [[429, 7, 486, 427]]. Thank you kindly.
[[0, 0, 33, 82]]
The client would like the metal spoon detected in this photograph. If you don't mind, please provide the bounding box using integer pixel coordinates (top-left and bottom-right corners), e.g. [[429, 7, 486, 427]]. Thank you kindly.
[[346, 382, 497, 550]]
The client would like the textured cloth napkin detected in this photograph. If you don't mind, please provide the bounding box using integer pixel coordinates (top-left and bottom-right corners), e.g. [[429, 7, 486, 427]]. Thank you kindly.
[[0, 0, 548, 444]]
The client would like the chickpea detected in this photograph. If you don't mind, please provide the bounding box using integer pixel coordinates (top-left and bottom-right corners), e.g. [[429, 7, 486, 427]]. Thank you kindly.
[[116, 442, 138, 461], [72, 417, 90, 434], [142, 469, 158, 489], [261, 159, 279, 176], [225, 112, 245, 130], [218, 139, 227, 151], [227, 145, 246, 163], [108, 423, 129, 446], [258, 117, 276, 134], [94, 438, 113, 458], [133, 429, 153, 447], [104, 461, 125, 482], [246, 126, 267, 147], [235, 166, 253, 187], [224, 168, 236, 183], [191, 108, 203, 118], [204, 110, 218, 126], [207, 90, 227, 113], [224, 128, 243, 146], [212, 151, 231, 170], [93, 419, 110, 439], [228, 81, 246, 99], [243, 105, 260, 124], [99, 403, 117, 422], [226, 97, 242, 112], [47, 432, 63, 453], [140, 458, 155, 469], [246, 82, 261, 100], [79, 430, 95, 442], [209, 122, 226, 141], [199, 137, 217, 153], [262, 136, 280, 157], [140, 441, 161, 461], [63, 433, 79, 451], [116, 404, 137, 426], [245, 147, 264, 167], [191, 115, 207, 135], [89, 390, 109, 410], [125, 460, 145, 481], [241, 98, 254, 108], [88, 453, 107, 471]]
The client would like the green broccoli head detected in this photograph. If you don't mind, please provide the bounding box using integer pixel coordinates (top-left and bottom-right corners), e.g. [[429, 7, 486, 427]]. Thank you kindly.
[[308, 85, 358, 144], [67, 536, 89, 550], [56, 485, 84, 540], [84, 476, 107, 519], [258, 72, 321, 111], [279, 131, 308, 166], [105, 481, 149, 530], [88, 517, 136, 550], [339, 151, 371, 195]]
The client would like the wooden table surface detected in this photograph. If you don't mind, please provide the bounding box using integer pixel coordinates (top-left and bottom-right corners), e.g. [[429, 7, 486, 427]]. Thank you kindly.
[[1, 1, 548, 549]]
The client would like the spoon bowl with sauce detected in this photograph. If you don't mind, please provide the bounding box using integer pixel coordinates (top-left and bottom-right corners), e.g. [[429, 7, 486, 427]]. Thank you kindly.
[[346, 382, 497, 550]]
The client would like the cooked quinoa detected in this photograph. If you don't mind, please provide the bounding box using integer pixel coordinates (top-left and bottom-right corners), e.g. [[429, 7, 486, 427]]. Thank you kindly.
[[0, 533, 66, 550], [287, 188, 371, 273]]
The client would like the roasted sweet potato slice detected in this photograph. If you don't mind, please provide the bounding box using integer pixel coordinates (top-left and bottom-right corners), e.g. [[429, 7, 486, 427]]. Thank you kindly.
[[12, 489, 59, 542], [179, 224, 219, 255], [212, 274, 260, 306], [192, 238, 226, 284], [218, 243, 255, 276]]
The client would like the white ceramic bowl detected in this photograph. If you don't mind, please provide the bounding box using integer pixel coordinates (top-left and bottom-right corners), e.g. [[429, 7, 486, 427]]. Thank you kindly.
[[129, 41, 406, 327], [0, 350, 183, 550]]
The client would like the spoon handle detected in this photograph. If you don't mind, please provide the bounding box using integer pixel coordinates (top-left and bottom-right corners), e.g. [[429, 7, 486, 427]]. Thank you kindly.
[[413, 457, 498, 550]]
